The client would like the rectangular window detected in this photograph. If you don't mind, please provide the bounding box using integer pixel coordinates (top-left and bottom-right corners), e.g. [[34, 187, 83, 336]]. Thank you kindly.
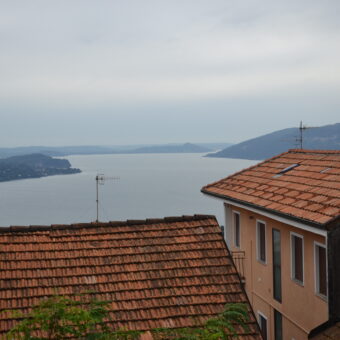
[[315, 243, 327, 298], [258, 312, 267, 340], [274, 309, 283, 340], [291, 233, 304, 284], [233, 212, 240, 248], [273, 229, 282, 302], [257, 221, 266, 263]]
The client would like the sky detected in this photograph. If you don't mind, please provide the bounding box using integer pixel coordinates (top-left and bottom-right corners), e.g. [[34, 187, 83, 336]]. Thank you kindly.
[[1, 0, 340, 147]]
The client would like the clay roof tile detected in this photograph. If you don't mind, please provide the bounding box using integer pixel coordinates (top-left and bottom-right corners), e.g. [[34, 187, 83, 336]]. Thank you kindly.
[[0, 215, 261, 339], [202, 149, 340, 227]]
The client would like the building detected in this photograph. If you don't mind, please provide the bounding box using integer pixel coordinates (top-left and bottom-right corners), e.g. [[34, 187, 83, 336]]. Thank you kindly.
[[202, 149, 340, 340], [0, 215, 262, 339]]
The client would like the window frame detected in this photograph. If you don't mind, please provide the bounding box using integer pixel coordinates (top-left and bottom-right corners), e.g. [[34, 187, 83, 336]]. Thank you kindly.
[[233, 211, 241, 248], [256, 220, 267, 264], [290, 232, 304, 286], [272, 228, 282, 303], [314, 241, 328, 299], [274, 309, 283, 340], [257, 311, 268, 340]]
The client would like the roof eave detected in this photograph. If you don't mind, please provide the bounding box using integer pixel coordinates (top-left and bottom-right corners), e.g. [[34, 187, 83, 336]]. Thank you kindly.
[[201, 188, 327, 231]]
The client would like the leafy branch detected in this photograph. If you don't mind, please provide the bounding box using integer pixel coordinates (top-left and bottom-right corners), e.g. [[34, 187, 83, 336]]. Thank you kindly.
[[3, 294, 250, 340]]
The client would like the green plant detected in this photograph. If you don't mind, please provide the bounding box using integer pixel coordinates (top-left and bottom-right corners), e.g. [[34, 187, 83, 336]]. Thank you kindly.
[[5, 295, 249, 340], [5, 294, 141, 340], [152, 303, 250, 340]]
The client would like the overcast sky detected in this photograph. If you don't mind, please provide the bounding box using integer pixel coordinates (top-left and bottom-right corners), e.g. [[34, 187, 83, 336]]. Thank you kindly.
[[1, 0, 339, 147]]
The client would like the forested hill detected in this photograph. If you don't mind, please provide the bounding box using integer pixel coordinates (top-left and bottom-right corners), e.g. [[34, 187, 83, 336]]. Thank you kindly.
[[0, 153, 81, 182], [207, 123, 340, 160]]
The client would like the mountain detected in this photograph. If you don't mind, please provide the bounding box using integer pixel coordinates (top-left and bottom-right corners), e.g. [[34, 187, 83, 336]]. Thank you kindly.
[[0, 146, 115, 158], [0, 142, 230, 158], [0, 153, 81, 182], [207, 123, 340, 160], [196, 142, 233, 150], [123, 143, 212, 154]]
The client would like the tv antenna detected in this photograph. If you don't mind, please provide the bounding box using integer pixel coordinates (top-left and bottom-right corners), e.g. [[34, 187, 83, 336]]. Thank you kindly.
[[95, 174, 120, 223], [296, 121, 316, 149]]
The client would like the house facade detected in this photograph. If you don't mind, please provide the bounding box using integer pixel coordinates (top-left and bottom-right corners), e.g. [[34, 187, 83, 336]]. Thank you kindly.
[[202, 149, 340, 340]]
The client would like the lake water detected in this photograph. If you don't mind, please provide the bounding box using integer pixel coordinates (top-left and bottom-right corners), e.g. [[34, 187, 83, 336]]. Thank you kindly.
[[0, 153, 255, 227]]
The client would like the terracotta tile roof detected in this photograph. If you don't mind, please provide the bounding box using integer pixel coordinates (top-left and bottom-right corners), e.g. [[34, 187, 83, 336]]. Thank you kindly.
[[0, 215, 261, 339], [202, 149, 340, 227], [310, 321, 340, 340]]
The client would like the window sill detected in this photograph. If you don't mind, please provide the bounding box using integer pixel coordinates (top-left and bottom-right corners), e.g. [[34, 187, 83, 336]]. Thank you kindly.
[[292, 278, 304, 287], [315, 293, 328, 302], [257, 259, 267, 266]]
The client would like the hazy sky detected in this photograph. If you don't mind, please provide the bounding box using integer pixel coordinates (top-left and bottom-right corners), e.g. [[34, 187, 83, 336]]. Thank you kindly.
[[1, 0, 340, 147]]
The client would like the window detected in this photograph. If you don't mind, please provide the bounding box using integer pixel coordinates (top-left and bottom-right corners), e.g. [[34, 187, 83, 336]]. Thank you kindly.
[[274, 309, 283, 340], [256, 221, 266, 263], [258, 312, 267, 340], [273, 229, 282, 302], [291, 233, 304, 284], [233, 212, 240, 248], [315, 243, 327, 298]]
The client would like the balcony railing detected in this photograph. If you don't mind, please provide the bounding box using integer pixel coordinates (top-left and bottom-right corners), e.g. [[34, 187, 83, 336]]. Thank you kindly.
[[231, 250, 245, 282]]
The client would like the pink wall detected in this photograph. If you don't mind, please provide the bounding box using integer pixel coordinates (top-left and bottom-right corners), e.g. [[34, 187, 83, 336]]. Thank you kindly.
[[226, 204, 328, 340]]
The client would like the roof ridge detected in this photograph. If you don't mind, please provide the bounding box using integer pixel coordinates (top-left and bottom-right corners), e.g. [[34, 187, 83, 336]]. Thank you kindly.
[[0, 225, 220, 243], [288, 149, 340, 154], [0, 214, 217, 233]]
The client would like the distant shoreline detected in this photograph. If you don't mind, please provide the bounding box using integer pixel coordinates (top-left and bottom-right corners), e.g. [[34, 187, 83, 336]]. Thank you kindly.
[[0, 153, 81, 183], [0, 142, 232, 159]]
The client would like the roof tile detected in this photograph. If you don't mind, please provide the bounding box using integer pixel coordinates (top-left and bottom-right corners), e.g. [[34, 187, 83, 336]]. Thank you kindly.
[[202, 150, 340, 226], [0, 215, 261, 339]]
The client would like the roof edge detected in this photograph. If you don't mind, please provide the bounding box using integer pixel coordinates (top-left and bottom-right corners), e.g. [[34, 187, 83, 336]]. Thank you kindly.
[[308, 318, 340, 338], [0, 214, 218, 233], [201, 188, 326, 230], [288, 149, 340, 154]]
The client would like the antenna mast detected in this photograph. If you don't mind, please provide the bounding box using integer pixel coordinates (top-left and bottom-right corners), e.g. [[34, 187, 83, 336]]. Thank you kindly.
[[298, 121, 304, 149], [95, 174, 120, 223], [297, 121, 310, 149]]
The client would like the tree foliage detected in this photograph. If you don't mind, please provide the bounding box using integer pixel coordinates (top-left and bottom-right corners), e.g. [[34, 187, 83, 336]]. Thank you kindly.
[[152, 303, 250, 340], [5, 294, 250, 340], [5, 294, 140, 340]]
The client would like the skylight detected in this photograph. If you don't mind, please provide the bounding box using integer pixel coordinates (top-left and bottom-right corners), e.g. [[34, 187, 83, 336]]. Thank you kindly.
[[273, 164, 299, 178]]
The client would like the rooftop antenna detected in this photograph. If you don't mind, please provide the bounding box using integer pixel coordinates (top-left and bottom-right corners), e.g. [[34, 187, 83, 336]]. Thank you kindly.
[[95, 174, 120, 223], [296, 121, 316, 149]]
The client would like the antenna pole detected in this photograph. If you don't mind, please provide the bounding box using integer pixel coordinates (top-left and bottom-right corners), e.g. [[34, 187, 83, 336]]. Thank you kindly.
[[94, 174, 120, 223], [96, 175, 99, 222], [297, 121, 318, 149]]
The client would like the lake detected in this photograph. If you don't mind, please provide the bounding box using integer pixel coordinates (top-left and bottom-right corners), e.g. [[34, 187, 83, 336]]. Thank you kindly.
[[0, 153, 256, 227]]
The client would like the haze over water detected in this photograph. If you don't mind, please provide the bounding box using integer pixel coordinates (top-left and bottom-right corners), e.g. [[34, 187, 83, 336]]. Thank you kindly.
[[0, 153, 255, 227]]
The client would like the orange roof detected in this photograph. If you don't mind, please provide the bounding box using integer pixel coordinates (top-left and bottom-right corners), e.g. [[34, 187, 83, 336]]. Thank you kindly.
[[0, 215, 261, 339], [310, 321, 340, 339], [202, 149, 340, 227]]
